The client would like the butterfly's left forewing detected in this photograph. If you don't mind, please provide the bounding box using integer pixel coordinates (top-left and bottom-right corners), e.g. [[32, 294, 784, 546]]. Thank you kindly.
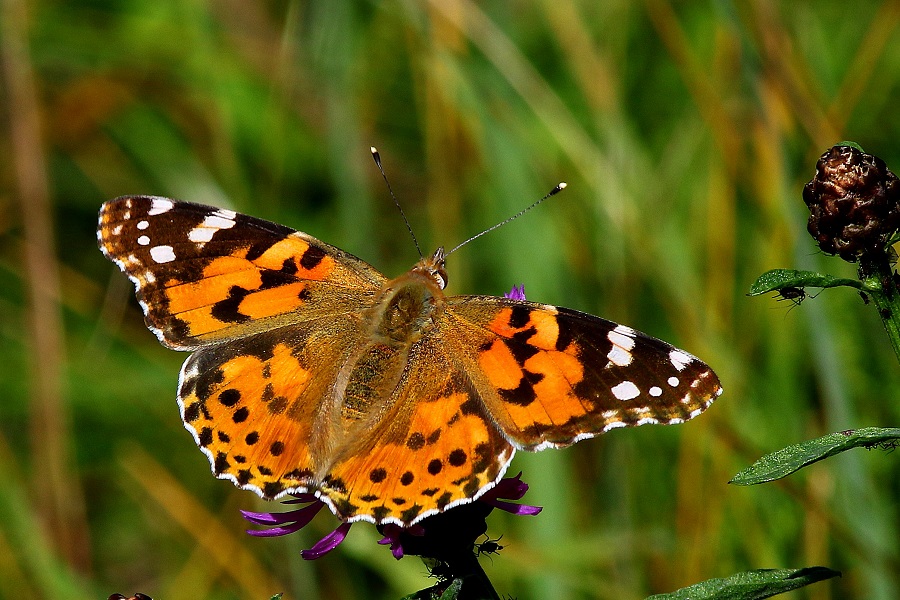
[[98, 196, 385, 349], [446, 296, 722, 450]]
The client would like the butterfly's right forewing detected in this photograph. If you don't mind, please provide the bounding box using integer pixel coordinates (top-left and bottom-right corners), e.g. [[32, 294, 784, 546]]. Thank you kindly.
[[446, 296, 723, 451]]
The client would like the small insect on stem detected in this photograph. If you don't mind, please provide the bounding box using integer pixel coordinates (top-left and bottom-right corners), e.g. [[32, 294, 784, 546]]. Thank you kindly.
[[475, 534, 505, 562], [773, 286, 818, 308]]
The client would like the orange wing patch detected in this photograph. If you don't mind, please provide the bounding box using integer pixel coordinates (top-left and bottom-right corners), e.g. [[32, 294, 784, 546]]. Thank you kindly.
[[178, 320, 361, 499], [322, 354, 515, 526]]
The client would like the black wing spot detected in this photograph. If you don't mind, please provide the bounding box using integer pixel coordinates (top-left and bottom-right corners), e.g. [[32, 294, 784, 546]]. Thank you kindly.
[[407, 432, 426, 450], [198, 427, 213, 447], [232, 407, 250, 423], [448, 449, 467, 467], [369, 468, 387, 483], [219, 388, 241, 407], [300, 245, 327, 270], [509, 305, 531, 328], [211, 286, 252, 324]]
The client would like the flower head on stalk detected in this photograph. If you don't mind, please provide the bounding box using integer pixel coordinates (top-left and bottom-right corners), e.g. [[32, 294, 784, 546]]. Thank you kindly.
[[241, 473, 541, 561], [505, 284, 527, 300]]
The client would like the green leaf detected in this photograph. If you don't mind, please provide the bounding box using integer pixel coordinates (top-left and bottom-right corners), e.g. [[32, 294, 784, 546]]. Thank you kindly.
[[645, 567, 840, 599], [730, 427, 900, 485], [438, 579, 462, 600], [748, 269, 864, 296], [401, 579, 462, 600]]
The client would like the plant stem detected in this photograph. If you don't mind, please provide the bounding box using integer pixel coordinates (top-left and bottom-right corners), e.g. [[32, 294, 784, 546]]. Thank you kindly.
[[859, 253, 900, 363]]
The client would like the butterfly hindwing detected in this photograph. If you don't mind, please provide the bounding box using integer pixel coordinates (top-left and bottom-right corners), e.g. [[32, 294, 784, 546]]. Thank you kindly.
[[178, 317, 366, 500], [321, 333, 515, 525], [98, 196, 385, 349]]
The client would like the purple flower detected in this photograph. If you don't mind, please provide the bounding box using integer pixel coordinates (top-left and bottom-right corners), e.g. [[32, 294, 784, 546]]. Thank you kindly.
[[241, 474, 541, 561], [241, 494, 351, 560], [378, 523, 426, 559], [505, 284, 527, 300], [479, 472, 542, 516]]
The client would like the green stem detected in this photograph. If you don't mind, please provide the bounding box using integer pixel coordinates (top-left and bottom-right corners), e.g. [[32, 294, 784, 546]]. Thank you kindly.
[[859, 253, 900, 363]]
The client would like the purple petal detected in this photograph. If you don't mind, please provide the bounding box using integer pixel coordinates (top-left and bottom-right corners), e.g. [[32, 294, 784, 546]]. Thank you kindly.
[[479, 473, 542, 516], [483, 472, 528, 501], [377, 524, 425, 560], [504, 284, 527, 301], [301, 522, 353, 560], [484, 498, 543, 516], [245, 522, 309, 537], [242, 499, 324, 535]]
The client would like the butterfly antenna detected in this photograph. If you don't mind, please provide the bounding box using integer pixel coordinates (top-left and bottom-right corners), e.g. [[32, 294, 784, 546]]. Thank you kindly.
[[371, 147, 423, 259], [445, 182, 567, 257]]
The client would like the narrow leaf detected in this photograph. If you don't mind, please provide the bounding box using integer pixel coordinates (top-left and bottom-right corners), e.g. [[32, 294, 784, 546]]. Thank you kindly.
[[748, 269, 863, 296], [646, 567, 840, 599], [731, 427, 900, 485]]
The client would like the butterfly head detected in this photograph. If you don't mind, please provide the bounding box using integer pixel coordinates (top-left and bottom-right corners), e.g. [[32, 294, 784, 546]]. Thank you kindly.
[[413, 247, 448, 290]]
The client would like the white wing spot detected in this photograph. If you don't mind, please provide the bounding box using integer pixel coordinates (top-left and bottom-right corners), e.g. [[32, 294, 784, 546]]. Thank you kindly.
[[667, 376, 679, 387], [669, 350, 693, 372], [606, 327, 636, 367], [148, 198, 174, 215], [613, 324, 636, 337], [112, 225, 123, 236], [611, 381, 640, 401], [636, 417, 659, 426], [189, 212, 237, 243], [649, 386, 662, 397], [603, 421, 627, 432], [137, 220, 149, 230], [143, 271, 156, 284], [150, 245, 176, 263], [608, 328, 636, 350], [137, 235, 150, 246], [607, 346, 632, 367]]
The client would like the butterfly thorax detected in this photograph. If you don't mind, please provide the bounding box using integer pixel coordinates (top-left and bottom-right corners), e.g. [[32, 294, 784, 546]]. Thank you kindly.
[[337, 249, 447, 423]]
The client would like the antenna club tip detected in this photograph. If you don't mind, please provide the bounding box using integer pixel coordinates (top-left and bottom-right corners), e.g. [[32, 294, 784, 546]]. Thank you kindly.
[[549, 182, 567, 195], [370, 146, 378, 154]]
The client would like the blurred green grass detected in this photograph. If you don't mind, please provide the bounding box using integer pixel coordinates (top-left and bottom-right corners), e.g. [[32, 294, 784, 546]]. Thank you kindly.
[[2, 1, 900, 598]]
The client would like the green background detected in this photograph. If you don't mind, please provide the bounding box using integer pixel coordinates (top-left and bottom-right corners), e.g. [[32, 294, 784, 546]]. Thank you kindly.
[[1, 1, 899, 598]]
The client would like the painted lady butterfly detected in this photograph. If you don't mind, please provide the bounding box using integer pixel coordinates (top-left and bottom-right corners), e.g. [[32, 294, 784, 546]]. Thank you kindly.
[[98, 196, 722, 527]]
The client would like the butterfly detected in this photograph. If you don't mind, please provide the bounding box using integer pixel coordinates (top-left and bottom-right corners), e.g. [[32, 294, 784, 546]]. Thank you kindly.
[[98, 195, 722, 527]]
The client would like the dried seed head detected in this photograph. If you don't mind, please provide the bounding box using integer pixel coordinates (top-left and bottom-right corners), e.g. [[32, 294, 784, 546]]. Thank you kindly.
[[803, 145, 900, 262]]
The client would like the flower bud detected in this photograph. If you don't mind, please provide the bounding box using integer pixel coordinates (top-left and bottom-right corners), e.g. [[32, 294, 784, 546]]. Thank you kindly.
[[803, 145, 900, 262]]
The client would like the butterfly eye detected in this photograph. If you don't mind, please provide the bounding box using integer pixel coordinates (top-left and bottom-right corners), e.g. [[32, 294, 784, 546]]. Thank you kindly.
[[433, 267, 448, 289]]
